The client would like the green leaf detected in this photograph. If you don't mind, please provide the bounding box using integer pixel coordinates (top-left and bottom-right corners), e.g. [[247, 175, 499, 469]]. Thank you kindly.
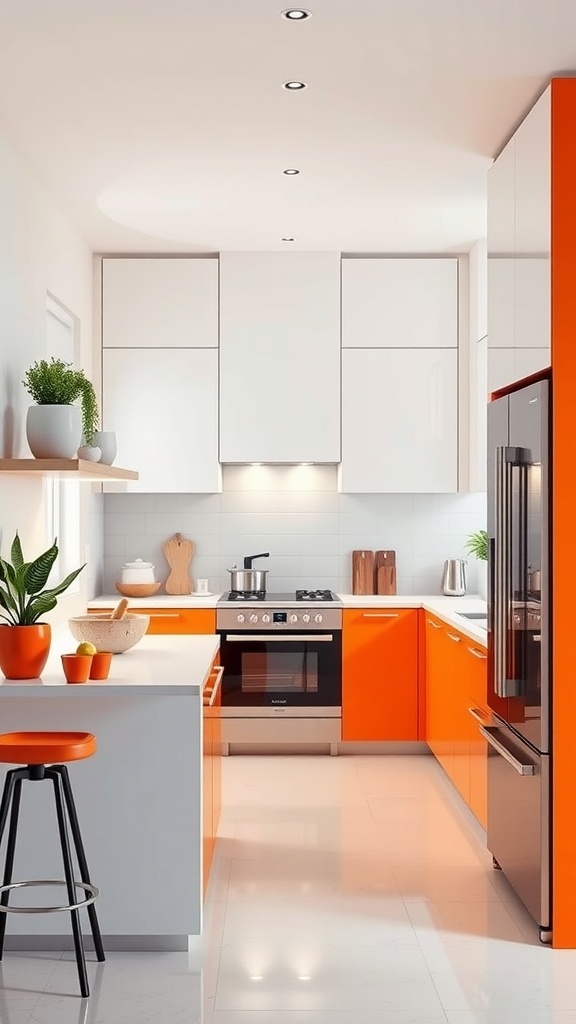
[[0, 586, 18, 615], [0, 557, 17, 591], [10, 533, 24, 572], [22, 541, 58, 595], [25, 594, 58, 624], [25, 564, 86, 610]]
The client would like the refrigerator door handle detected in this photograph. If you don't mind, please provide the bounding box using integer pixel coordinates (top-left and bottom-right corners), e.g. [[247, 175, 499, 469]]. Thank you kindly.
[[479, 725, 538, 776], [494, 447, 514, 698]]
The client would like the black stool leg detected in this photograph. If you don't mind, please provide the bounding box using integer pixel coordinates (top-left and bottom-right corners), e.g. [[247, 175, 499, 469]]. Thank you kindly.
[[0, 776, 23, 958], [48, 769, 89, 998], [54, 766, 105, 962]]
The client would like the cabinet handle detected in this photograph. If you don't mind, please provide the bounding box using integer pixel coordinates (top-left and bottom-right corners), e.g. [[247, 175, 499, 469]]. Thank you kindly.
[[204, 665, 224, 707], [468, 706, 490, 724], [447, 632, 462, 643], [149, 613, 182, 619], [362, 613, 399, 619], [467, 647, 487, 660], [427, 620, 442, 629]]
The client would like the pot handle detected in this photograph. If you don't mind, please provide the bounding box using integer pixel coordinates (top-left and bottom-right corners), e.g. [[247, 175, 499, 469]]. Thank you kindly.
[[243, 552, 270, 569]]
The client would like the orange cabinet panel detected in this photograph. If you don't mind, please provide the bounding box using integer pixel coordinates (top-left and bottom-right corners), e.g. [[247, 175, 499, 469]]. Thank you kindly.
[[342, 608, 418, 741], [88, 606, 216, 635], [424, 614, 454, 776], [468, 702, 490, 830], [444, 627, 469, 803]]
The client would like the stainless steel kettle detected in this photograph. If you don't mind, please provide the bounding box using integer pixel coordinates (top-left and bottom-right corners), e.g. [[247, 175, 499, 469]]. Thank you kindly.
[[442, 558, 467, 596]]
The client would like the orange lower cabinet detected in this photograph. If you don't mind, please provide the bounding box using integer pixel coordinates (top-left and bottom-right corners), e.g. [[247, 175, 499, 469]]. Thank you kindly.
[[466, 646, 489, 828], [202, 708, 214, 896], [87, 606, 216, 635], [468, 703, 490, 830], [444, 628, 469, 802], [425, 614, 453, 774], [342, 608, 418, 741]]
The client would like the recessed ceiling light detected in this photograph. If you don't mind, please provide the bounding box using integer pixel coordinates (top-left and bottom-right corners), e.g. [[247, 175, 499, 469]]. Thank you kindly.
[[283, 81, 307, 90], [283, 168, 300, 175], [281, 8, 312, 20], [281, 236, 295, 242]]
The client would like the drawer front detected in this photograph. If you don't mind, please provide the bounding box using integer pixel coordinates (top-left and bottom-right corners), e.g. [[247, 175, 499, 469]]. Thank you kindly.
[[87, 607, 216, 635]]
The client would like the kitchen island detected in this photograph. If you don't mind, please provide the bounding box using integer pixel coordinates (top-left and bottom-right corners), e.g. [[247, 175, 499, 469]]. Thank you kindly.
[[0, 632, 219, 952]]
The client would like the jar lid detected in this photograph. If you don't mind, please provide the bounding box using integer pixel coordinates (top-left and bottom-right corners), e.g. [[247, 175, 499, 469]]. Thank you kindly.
[[123, 559, 154, 569]]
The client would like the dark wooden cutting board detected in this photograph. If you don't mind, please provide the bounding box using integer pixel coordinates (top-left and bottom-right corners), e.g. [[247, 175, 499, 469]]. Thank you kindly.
[[352, 550, 375, 595]]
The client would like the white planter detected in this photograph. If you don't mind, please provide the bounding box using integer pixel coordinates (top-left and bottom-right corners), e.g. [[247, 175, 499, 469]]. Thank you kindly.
[[26, 404, 82, 459], [477, 560, 487, 601], [93, 430, 117, 466], [77, 445, 102, 462]]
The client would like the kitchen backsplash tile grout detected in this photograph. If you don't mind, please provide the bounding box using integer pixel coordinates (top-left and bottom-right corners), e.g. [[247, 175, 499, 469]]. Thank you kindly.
[[101, 466, 487, 595]]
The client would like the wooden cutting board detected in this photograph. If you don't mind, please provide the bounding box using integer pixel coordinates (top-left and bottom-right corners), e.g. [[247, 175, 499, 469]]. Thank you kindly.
[[375, 550, 397, 595], [352, 550, 375, 595], [163, 533, 194, 595]]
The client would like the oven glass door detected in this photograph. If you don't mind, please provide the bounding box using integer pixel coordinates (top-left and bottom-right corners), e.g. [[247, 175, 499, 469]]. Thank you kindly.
[[219, 630, 342, 707]]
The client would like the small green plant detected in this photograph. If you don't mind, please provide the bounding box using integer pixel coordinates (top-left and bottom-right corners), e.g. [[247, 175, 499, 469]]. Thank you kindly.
[[23, 358, 99, 445], [465, 529, 488, 561], [0, 532, 85, 625]]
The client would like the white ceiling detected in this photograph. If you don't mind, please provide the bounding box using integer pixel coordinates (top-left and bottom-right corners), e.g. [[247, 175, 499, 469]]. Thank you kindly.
[[0, 0, 574, 253]]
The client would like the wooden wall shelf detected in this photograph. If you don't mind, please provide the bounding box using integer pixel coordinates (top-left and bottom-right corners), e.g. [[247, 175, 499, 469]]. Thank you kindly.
[[0, 459, 138, 481]]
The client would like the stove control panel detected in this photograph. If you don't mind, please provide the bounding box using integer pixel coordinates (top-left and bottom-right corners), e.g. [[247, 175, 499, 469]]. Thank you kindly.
[[218, 607, 342, 631]]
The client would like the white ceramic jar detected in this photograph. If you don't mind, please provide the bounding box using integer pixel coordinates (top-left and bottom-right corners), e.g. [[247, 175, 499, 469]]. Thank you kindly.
[[121, 559, 156, 584]]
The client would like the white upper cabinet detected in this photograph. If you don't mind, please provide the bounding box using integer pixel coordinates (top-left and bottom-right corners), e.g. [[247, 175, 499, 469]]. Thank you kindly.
[[102, 258, 218, 348], [219, 252, 341, 464], [341, 258, 458, 349], [340, 348, 458, 493], [103, 348, 220, 493], [487, 89, 551, 382]]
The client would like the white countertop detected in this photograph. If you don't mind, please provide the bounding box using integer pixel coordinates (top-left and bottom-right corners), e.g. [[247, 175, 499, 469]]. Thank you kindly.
[[0, 633, 220, 696]]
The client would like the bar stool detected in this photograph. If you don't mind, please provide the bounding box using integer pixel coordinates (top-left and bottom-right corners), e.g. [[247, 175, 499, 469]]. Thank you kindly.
[[0, 732, 105, 997]]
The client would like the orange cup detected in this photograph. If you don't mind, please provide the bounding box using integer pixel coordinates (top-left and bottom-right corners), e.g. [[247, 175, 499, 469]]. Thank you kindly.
[[61, 653, 92, 684], [89, 651, 113, 680]]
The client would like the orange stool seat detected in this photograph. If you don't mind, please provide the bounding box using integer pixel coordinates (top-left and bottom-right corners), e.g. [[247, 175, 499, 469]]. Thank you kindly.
[[0, 732, 96, 766]]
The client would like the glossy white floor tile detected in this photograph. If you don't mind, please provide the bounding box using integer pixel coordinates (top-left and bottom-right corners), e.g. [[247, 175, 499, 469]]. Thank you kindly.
[[2, 754, 576, 1023]]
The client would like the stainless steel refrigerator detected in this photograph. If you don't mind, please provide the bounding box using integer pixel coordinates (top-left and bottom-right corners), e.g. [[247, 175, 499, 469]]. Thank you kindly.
[[486, 378, 551, 941]]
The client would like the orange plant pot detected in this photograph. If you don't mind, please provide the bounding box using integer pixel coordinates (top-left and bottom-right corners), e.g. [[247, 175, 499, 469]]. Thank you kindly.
[[0, 624, 52, 679], [89, 652, 113, 680], [61, 653, 92, 684]]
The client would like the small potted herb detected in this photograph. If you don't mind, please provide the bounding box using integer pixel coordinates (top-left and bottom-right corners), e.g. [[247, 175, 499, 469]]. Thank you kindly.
[[23, 357, 100, 459], [0, 532, 85, 678], [465, 529, 488, 599]]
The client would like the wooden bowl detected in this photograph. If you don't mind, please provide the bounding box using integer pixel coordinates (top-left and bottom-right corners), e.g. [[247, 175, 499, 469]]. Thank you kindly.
[[115, 582, 162, 598]]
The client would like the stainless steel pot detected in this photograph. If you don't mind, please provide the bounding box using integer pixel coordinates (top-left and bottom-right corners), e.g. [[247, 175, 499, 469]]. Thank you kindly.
[[228, 552, 270, 593]]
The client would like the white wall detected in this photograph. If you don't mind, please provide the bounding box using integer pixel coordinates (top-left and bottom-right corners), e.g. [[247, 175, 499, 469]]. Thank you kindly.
[[0, 129, 98, 620], [102, 466, 487, 596]]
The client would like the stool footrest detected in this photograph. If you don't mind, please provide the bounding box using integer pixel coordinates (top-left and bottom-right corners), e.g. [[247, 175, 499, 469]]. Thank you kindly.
[[0, 879, 99, 914]]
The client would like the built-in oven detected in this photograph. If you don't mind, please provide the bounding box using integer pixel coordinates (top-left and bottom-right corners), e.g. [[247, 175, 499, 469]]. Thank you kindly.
[[216, 600, 342, 754]]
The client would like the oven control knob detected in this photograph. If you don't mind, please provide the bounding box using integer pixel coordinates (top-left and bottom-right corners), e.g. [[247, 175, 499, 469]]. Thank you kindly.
[[249, 613, 259, 624], [302, 613, 311, 623], [236, 613, 245, 624], [289, 613, 298, 624], [314, 613, 323, 624], [262, 613, 271, 623]]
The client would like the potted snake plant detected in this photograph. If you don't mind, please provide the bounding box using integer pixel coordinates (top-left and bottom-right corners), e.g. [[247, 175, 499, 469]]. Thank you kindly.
[[0, 533, 85, 679], [23, 357, 100, 460]]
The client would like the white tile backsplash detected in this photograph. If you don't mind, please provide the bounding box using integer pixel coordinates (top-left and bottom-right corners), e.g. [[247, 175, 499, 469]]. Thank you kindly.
[[102, 466, 487, 595]]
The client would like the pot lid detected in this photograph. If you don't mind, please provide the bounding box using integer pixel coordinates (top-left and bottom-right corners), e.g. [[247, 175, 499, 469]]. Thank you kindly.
[[123, 558, 154, 569]]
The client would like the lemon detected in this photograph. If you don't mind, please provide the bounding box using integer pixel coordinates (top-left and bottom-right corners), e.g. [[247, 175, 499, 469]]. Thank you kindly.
[[76, 641, 97, 656]]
